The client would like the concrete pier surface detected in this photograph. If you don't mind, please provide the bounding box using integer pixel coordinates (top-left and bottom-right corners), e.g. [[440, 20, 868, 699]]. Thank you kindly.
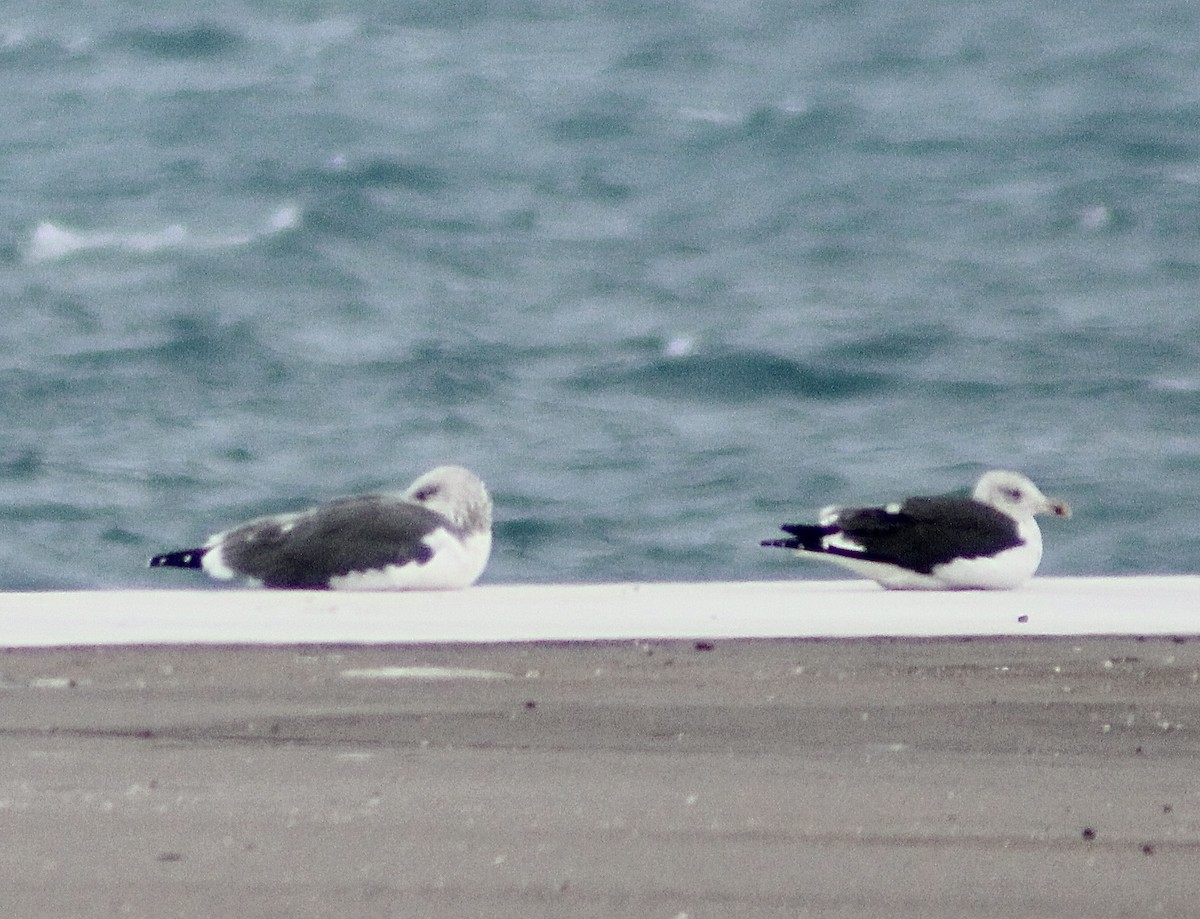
[[1, 578, 1199, 918], [2, 576, 1199, 645]]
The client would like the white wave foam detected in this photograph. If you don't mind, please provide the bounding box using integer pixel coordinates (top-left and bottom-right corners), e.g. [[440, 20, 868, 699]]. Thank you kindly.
[[24, 205, 301, 264]]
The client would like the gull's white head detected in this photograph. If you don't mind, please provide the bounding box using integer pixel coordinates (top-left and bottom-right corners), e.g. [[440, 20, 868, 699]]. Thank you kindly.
[[403, 465, 493, 534], [973, 470, 1071, 522]]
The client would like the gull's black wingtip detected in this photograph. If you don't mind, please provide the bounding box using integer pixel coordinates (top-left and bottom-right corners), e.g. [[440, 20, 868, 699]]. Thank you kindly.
[[149, 548, 205, 570], [761, 537, 802, 549], [762, 523, 828, 552]]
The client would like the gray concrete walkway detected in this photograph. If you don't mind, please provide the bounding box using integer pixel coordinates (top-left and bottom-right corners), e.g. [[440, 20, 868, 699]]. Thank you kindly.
[[2, 637, 1198, 918]]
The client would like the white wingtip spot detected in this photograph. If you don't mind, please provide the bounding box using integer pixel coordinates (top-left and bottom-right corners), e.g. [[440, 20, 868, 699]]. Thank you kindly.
[[818, 504, 841, 525], [201, 544, 237, 580], [824, 532, 867, 554]]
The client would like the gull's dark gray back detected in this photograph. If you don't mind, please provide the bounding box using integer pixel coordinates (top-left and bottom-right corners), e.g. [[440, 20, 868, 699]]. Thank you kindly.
[[219, 495, 448, 589], [835, 496, 1023, 572]]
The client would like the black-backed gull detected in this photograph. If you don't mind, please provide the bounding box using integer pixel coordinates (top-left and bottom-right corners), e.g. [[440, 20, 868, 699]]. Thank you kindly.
[[149, 465, 492, 590], [761, 470, 1071, 590]]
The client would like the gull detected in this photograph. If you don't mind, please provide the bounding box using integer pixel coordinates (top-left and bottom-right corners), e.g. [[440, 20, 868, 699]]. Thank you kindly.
[[762, 469, 1071, 590], [150, 465, 492, 590]]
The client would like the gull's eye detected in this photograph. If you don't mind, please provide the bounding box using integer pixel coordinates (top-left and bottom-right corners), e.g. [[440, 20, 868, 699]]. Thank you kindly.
[[413, 485, 440, 501], [1004, 487, 1023, 500]]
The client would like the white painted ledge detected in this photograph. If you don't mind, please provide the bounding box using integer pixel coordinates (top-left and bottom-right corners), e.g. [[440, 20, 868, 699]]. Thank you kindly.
[[0, 577, 1197, 647]]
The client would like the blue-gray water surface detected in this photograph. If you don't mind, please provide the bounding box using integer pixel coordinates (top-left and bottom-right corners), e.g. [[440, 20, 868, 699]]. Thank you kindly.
[[3, 0, 1198, 589]]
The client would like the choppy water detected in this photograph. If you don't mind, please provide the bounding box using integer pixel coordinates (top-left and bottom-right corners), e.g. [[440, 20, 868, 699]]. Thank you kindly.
[[3, 0, 1199, 589]]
